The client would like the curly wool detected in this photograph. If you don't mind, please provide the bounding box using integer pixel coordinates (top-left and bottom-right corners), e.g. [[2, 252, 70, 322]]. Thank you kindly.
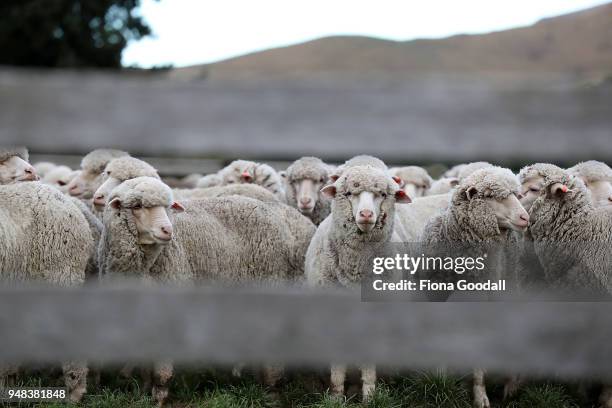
[[180, 183, 280, 203], [528, 165, 612, 294], [283, 157, 331, 225], [81, 149, 129, 174], [0, 182, 92, 285], [109, 177, 173, 209], [104, 157, 160, 182], [425, 166, 521, 243], [305, 166, 400, 287], [99, 178, 315, 283], [568, 160, 612, 183], [0, 147, 28, 163], [518, 163, 564, 184]]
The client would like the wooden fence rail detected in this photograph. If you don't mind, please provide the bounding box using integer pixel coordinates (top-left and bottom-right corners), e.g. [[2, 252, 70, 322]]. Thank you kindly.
[[0, 286, 610, 380]]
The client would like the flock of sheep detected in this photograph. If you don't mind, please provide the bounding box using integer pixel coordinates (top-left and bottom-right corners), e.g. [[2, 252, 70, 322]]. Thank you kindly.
[[1, 146, 611, 407]]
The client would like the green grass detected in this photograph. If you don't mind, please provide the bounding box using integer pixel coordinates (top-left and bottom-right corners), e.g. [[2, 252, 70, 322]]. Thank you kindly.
[[0, 369, 597, 408], [504, 383, 580, 408]]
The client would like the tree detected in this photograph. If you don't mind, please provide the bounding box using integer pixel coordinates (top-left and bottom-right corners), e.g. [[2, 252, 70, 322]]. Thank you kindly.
[[0, 0, 153, 68]]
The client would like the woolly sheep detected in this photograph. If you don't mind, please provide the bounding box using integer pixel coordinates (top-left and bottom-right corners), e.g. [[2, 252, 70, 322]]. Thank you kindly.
[[67, 149, 129, 199], [568, 160, 612, 209], [527, 165, 612, 294], [522, 164, 612, 407], [329, 154, 389, 182], [426, 177, 459, 196], [421, 166, 529, 408], [394, 193, 451, 241], [389, 166, 433, 198], [0, 181, 94, 402], [42, 165, 79, 193], [0, 147, 37, 184], [93, 156, 160, 210], [305, 165, 411, 401], [281, 157, 331, 225], [184, 183, 281, 203], [99, 177, 315, 404], [443, 163, 466, 178], [218, 160, 285, 200]]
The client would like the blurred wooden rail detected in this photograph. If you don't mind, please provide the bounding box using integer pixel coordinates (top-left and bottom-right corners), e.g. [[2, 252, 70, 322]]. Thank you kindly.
[[0, 286, 611, 380]]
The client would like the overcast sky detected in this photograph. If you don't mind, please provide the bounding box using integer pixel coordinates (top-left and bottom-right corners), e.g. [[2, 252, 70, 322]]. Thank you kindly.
[[122, 0, 609, 68]]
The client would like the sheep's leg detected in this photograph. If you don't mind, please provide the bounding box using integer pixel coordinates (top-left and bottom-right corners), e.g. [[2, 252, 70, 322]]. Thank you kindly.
[[330, 363, 347, 398], [503, 374, 522, 399], [263, 363, 284, 388], [152, 360, 173, 407], [62, 361, 88, 403], [140, 366, 153, 394], [360, 364, 376, 402], [473, 368, 490, 408], [599, 384, 612, 408], [232, 363, 245, 378], [0, 364, 18, 388]]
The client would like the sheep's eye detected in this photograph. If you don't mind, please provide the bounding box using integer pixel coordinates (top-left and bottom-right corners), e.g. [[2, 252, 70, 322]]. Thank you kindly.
[[381, 192, 387, 198], [320, 177, 325, 183], [529, 187, 539, 192], [344, 192, 352, 197], [58, 181, 66, 186]]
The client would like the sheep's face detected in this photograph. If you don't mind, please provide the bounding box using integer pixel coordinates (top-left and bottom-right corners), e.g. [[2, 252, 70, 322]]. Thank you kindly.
[[67, 169, 100, 199], [42, 167, 78, 193], [322, 166, 411, 233], [288, 177, 327, 214], [109, 199, 185, 245], [0, 156, 38, 184], [222, 160, 257, 184], [93, 172, 122, 209], [466, 186, 529, 232], [520, 175, 545, 212], [402, 179, 430, 198], [581, 179, 612, 209]]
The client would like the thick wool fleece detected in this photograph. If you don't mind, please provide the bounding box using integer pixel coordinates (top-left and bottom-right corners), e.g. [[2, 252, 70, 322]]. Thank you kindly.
[[68, 196, 103, 281], [421, 167, 523, 294], [528, 165, 612, 294], [196, 173, 221, 188], [0, 147, 28, 163], [100, 177, 315, 283], [284, 157, 331, 225], [427, 177, 458, 196], [81, 149, 129, 174], [305, 166, 401, 288], [104, 157, 159, 181], [568, 160, 612, 182], [182, 184, 280, 203], [0, 182, 92, 285]]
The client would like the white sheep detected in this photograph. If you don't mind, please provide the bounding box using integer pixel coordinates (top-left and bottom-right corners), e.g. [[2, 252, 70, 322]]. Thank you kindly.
[[67, 149, 129, 199], [0, 181, 94, 402], [0, 147, 38, 184], [421, 166, 529, 408], [99, 176, 316, 405], [33, 161, 58, 178], [196, 173, 222, 188], [217, 159, 285, 200], [426, 177, 459, 196], [389, 166, 433, 198], [42, 165, 79, 193], [305, 165, 411, 401], [567, 160, 612, 209], [281, 157, 332, 225]]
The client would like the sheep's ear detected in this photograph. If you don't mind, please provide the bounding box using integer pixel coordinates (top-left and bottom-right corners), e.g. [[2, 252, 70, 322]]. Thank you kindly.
[[321, 184, 337, 198], [465, 186, 478, 200], [171, 201, 185, 212], [549, 183, 569, 198], [449, 178, 459, 187], [392, 176, 402, 185], [329, 174, 340, 182], [109, 198, 122, 209], [395, 189, 412, 204]]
